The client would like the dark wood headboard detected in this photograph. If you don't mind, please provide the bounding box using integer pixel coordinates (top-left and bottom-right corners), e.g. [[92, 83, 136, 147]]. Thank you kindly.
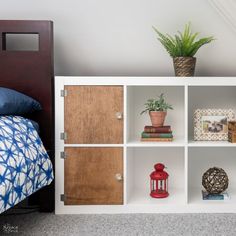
[[0, 20, 54, 212]]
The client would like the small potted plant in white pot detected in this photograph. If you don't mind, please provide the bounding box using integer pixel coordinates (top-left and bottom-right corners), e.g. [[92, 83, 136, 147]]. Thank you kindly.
[[152, 23, 215, 76], [141, 93, 173, 127]]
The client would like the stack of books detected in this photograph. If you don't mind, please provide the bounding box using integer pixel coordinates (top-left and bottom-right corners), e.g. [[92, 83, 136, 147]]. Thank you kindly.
[[202, 190, 230, 200], [141, 125, 173, 142]]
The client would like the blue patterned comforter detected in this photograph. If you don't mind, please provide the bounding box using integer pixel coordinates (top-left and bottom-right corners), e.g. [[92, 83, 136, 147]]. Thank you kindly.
[[0, 116, 54, 213]]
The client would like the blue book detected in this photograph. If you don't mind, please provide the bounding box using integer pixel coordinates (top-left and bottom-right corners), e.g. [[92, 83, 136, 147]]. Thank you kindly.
[[202, 190, 229, 200]]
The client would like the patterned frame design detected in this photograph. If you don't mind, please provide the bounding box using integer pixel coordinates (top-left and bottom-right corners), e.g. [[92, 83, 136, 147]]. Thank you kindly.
[[194, 109, 235, 141]]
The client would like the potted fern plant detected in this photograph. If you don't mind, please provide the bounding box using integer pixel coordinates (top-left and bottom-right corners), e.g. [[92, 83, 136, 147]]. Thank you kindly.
[[141, 93, 173, 127], [153, 23, 214, 76]]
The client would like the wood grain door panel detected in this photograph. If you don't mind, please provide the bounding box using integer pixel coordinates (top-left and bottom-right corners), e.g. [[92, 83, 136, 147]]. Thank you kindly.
[[64, 147, 123, 205], [64, 86, 123, 144]]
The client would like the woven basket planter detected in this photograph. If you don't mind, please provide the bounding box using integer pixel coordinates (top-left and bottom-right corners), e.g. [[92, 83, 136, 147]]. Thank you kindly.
[[173, 57, 196, 77]]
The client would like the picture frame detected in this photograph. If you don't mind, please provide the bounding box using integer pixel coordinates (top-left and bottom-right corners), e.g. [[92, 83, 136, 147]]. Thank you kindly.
[[194, 109, 235, 141]]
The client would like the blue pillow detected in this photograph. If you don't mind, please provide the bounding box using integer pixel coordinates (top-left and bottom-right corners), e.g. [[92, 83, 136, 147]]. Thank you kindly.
[[0, 87, 42, 115]]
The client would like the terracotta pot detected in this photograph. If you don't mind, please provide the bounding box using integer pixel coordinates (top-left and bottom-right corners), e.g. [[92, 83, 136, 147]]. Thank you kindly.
[[149, 111, 167, 127], [173, 57, 196, 77]]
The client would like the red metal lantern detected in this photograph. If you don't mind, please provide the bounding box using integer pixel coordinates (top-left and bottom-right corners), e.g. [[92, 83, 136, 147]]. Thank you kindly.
[[150, 163, 169, 198]]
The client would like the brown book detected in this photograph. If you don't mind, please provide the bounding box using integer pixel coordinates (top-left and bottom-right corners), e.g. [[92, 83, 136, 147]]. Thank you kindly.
[[141, 138, 173, 142], [144, 126, 171, 133]]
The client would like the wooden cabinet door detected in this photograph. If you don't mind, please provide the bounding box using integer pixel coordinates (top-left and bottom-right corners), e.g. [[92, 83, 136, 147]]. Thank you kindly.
[[64, 86, 123, 144], [64, 147, 123, 205]]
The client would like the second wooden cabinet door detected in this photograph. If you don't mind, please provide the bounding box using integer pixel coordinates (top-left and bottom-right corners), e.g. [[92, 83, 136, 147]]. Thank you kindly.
[[64, 147, 123, 205], [64, 85, 123, 144]]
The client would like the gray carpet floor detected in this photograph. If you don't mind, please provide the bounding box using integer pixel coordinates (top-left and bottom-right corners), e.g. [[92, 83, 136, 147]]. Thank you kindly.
[[1, 212, 236, 236]]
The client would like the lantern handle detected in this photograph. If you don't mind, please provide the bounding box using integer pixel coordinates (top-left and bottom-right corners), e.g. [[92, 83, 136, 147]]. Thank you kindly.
[[154, 163, 165, 171]]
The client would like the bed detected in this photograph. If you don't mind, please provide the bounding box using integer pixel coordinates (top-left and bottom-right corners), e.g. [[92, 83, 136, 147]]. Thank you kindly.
[[0, 20, 54, 212]]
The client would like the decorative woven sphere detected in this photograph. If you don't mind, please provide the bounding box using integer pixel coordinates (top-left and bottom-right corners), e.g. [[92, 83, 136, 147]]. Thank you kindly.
[[202, 167, 229, 194]]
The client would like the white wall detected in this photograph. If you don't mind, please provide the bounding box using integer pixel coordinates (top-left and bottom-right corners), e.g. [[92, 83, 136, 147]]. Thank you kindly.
[[1, 0, 236, 76]]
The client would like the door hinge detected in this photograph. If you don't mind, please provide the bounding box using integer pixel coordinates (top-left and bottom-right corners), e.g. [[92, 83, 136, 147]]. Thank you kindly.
[[60, 89, 68, 97], [60, 194, 66, 202], [60, 132, 67, 140], [60, 151, 67, 159]]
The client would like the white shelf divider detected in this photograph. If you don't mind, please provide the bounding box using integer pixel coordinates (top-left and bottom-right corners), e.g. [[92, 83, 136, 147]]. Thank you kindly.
[[184, 85, 189, 204], [188, 140, 236, 147]]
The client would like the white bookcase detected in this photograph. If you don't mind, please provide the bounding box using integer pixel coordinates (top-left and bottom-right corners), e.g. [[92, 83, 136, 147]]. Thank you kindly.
[[55, 76, 236, 214]]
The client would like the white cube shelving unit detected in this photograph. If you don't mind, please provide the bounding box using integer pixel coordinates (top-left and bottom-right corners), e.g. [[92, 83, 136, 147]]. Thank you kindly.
[[55, 76, 236, 214]]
